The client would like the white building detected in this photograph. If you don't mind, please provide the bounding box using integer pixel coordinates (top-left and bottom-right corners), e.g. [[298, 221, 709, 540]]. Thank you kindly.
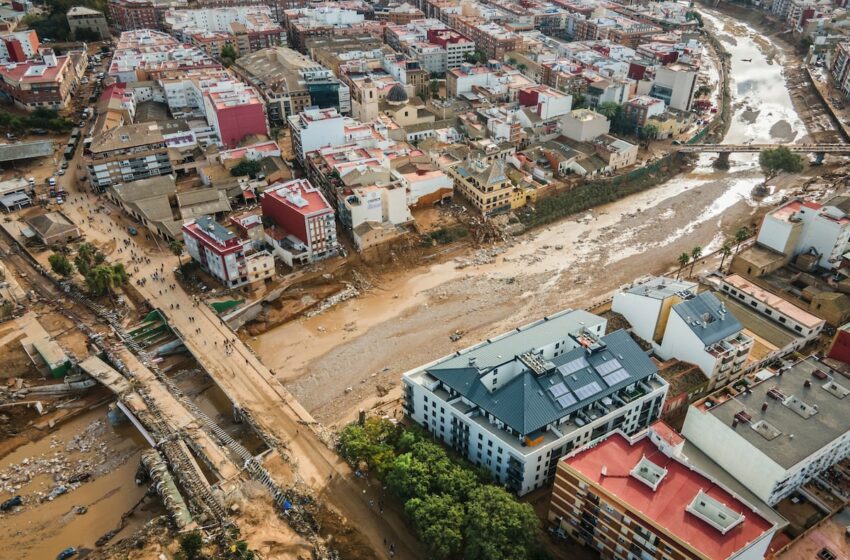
[[657, 292, 754, 387], [559, 109, 610, 142], [651, 63, 698, 112], [402, 309, 668, 496], [614, 279, 753, 388], [718, 274, 826, 342], [756, 199, 850, 270], [288, 107, 347, 164], [682, 357, 850, 506], [341, 184, 410, 231], [613, 276, 698, 344]]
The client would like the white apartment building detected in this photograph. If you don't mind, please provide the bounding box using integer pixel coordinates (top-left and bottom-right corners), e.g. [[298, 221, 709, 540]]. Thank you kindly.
[[719, 275, 826, 342], [402, 309, 668, 496], [756, 199, 850, 270], [288, 107, 347, 164], [682, 357, 850, 506], [614, 279, 753, 387], [651, 63, 697, 112]]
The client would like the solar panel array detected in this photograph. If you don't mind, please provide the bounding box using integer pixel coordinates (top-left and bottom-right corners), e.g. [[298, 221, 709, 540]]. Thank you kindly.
[[602, 368, 630, 386], [559, 356, 589, 376], [574, 381, 602, 400], [548, 382, 568, 398], [596, 358, 622, 376], [556, 394, 577, 408]]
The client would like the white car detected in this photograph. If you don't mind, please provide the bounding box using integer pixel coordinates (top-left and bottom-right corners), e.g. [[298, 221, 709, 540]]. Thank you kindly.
[[57, 169, 65, 176]]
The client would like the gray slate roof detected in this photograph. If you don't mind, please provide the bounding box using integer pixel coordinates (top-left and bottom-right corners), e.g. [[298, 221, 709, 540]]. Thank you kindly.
[[428, 329, 658, 435], [673, 291, 741, 346], [0, 141, 53, 162]]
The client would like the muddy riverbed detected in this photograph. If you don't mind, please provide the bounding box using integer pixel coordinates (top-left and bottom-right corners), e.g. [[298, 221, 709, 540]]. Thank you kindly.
[[0, 405, 162, 559], [247, 9, 833, 426]]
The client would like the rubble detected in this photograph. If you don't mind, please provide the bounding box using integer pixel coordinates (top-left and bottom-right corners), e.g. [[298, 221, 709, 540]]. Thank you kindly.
[[305, 285, 359, 318]]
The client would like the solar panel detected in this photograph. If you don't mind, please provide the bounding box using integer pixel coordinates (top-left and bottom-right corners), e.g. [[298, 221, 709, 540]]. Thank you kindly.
[[602, 368, 630, 387], [556, 394, 577, 408], [596, 359, 622, 376], [559, 357, 589, 376], [574, 381, 602, 400], [548, 382, 568, 398]]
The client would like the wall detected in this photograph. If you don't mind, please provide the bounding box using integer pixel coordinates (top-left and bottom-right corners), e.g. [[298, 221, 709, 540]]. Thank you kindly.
[[681, 405, 785, 504], [657, 311, 717, 377], [612, 291, 662, 343]]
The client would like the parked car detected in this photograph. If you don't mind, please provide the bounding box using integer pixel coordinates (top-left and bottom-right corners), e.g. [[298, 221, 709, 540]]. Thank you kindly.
[[56, 548, 77, 560], [0, 495, 22, 511], [57, 169, 65, 176], [127, 226, 138, 236], [48, 177, 56, 187], [61, 161, 69, 170]]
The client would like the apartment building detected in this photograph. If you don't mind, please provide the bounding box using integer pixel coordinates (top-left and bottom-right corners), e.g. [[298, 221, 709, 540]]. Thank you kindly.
[[283, 6, 365, 52], [448, 157, 520, 216], [85, 121, 193, 191], [755, 199, 850, 270], [623, 95, 666, 127], [67, 7, 111, 40], [446, 61, 536, 101], [201, 81, 268, 148], [549, 423, 777, 560], [573, 14, 661, 48], [402, 309, 668, 495], [109, 30, 219, 83], [388, 22, 476, 74], [682, 357, 850, 506], [182, 215, 275, 288], [830, 41, 850, 99], [614, 281, 754, 387], [449, 16, 522, 59], [260, 178, 338, 266], [0, 51, 78, 110], [232, 47, 349, 125], [718, 275, 825, 342], [0, 30, 39, 63], [109, 0, 186, 31], [287, 107, 347, 164], [163, 6, 286, 55], [651, 63, 698, 112]]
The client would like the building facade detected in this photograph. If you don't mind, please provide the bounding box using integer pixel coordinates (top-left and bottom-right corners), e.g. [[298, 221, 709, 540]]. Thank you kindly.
[[682, 357, 850, 506], [402, 309, 668, 496], [67, 7, 111, 39], [549, 423, 777, 560]]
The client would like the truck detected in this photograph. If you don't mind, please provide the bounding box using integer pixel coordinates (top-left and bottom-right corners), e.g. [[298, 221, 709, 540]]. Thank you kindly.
[[64, 146, 75, 160]]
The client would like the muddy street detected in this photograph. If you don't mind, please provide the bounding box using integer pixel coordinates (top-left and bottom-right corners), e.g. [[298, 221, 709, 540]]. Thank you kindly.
[[246, 9, 838, 426]]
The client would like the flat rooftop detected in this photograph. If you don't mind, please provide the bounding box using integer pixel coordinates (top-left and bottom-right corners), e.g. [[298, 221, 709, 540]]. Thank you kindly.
[[626, 276, 696, 300], [776, 506, 850, 560], [713, 292, 797, 351], [564, 432, 775, 560], [723, 275, 823, 329], [695, 357, 850, 469]]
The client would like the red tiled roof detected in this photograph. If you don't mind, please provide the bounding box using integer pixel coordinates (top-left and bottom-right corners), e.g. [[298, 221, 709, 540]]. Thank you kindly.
[[650, 420, 684, 446], [563, 433, 774, 560]]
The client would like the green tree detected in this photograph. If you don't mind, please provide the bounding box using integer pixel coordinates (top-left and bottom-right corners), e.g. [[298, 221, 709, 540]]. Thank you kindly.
[[169, 239, 184, 271], [429, 79, 440, 99], [677, 252, 690, 279], [507, 57, 518, 66], [686, 10, 704, 27], [85, 263, 128, 296], [641, 123, 659, 141], [463, 485, 540, 560], [230, 158, 262, 178], [74, 242, 103, 277], [406, 495, 464, 559], [696, 84, 712, 98], [517, 63, 527, 72], [178, 531, 204, 560], [74, 27, 102, 42], [48, 253, 74, 277], [689, 246, 703, 277], [758, 146, 804, 182], [572, 93, 587, 109], [719, 242, 732, 271], [221, 44, 238, 67], [734, 226, 750, 254], [385, 452, 433, 501], [597, 101, 620, 120]]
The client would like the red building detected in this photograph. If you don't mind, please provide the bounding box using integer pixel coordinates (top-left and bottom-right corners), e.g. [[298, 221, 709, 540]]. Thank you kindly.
[[108, 0, 164, 31], [260, 178, 338, 266], [549, 423, 777, 560], [827, 323, 850, 366], [0, 30, 39, 63], [203, 84, 269, 148]]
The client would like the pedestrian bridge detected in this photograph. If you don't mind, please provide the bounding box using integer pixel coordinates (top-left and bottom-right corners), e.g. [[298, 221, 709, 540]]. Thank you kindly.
[[677, 143, 850, 154]]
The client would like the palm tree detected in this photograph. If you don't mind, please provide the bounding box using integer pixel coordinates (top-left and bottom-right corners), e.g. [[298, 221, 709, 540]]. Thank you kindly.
[[719, 242, 732, 271], [677, 252, 691, 279], [689, 246, 703, 277], [169, 239, 184, 272], [734, 227, 750, 254]]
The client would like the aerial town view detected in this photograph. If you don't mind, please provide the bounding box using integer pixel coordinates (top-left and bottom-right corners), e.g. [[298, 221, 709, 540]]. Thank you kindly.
[[2, 0, 850, 558]]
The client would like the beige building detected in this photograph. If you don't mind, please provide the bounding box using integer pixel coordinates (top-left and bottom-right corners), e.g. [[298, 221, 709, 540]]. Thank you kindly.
[[68, 7, 111, 40], [447, 157, 522, 216]]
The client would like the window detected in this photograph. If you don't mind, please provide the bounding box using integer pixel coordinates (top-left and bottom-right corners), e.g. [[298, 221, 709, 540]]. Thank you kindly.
[[478, 433, 483, 440]]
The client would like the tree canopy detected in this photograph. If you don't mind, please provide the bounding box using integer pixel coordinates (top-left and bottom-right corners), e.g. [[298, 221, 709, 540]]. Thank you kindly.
[[221, 44, 238, 67], [759, 146, 804, 180], [48, 253, 74, 277], [230, 159, 262, 178], [338, 418, 543, 559]]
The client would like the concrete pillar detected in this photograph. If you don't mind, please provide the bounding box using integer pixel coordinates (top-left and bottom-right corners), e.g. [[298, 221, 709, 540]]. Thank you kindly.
[[713, 152, 731, 169]]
